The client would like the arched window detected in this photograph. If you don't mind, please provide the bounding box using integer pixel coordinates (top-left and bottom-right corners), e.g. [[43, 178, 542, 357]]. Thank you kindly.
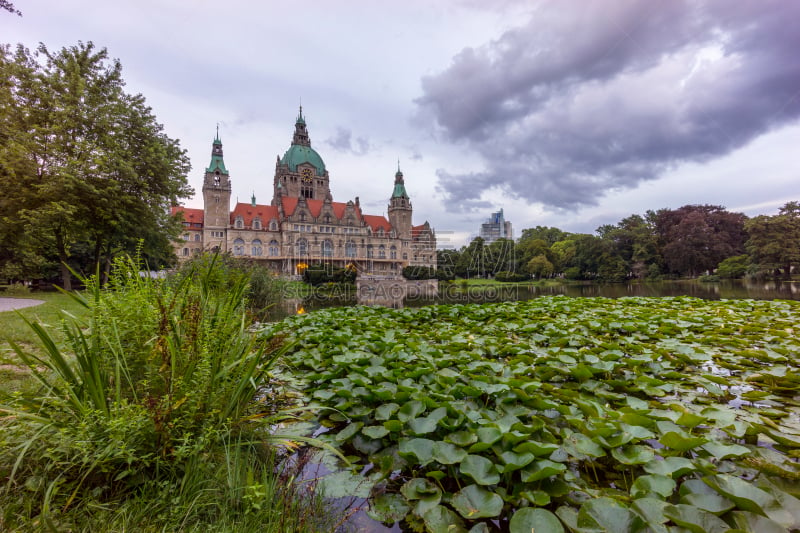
[[366, 244, 374, 258], [322, 239, 333, 257], [182, 248, 189, 256], [345, 240, 357, 258], [269, 219, 278, 231], [390, 246, 397, 259], [235, 216, 244, 229], [233, 238, 245, 256], [194, 233, 201, 242], [252, 239, 262, 256], [253, 218, 261, 230], [378, 228, 384, 237], [269, 240, 280, 256], [378, 244, 386, 259], [296, 238, 308, 256]]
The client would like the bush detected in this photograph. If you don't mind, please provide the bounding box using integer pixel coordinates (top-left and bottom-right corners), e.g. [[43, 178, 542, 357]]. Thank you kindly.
[[716, 254, 750, 279], [494, 271, 529, 282], [2, 282, 31, 296], [0, 255, 332, 531], [302, 263, 356, 285]]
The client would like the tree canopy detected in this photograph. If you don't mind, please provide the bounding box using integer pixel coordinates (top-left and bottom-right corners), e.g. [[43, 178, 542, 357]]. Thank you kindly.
[[0, 42, 192, 288]]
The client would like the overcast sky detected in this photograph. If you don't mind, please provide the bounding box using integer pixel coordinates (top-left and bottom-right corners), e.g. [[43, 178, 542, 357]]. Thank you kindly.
[[5, 0, 799, 248]]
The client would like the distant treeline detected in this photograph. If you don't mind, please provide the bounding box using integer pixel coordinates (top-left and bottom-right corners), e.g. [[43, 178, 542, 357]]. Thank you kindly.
[[436, 202, 800, 282]]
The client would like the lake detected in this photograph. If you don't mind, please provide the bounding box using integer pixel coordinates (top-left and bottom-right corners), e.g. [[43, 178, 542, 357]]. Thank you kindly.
[[270, 279, 800, 320]]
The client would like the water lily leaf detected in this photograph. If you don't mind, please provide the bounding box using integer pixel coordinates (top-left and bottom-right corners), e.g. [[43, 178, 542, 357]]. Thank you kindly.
[[700, 440, 750, 460], [676, 411, 707, 429], [728, 511, 793, 533], [509, 508, 564, 533], [451, 484, 504, 519], [414, 494, 442, 517], [564, 432, 606, 458], [423, 505, 467, 533], [630, 474, 676, 499], [383, 419, 403, 432], [520, 489, 551, 506], [643, 456, 696, 477], [408, 416, 439, 435], [662, 504, 730, 533], [468, 523, 490, 533], [498, 451, 535, 472], [335, 421, 363, 442], [317, 470, 373, 499], [398, 400, 426, 422], [658, 431, 708, 451], [401, 478, 441, 500], [630, 497, 669, 526], [362, 425, 390, 439], [375, 402, 399, 420], [398, 438, 435, 466], [611, 445, 655, 465], [446, 430, 478, 446], [366, 493, 410, 524], [460, 454, 500, 485], [680, 491, 735, 515], [577, 497, 636, 531], [521, 459, 567, 482], [514, 440, 560, 456], [468, 427, 503, 452], [432, 441, 467, 465], [703, 474, 775, 514]]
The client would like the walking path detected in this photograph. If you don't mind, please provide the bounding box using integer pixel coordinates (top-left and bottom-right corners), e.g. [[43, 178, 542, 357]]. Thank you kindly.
[[0, 297, 45, 312]]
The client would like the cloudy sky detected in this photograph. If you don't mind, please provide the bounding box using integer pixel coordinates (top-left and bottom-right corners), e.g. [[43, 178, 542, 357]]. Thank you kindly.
[[5, 0, 799, 248]]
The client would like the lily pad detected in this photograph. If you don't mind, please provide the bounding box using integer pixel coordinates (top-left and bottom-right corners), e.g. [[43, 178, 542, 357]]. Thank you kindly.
[[460, 455, 500, 486], [451, 484, 504, 519], [423, 505, 467, 533], [432, 441, 467, 465], [509, 508, 564, 533], [366, 493, 410, 524]]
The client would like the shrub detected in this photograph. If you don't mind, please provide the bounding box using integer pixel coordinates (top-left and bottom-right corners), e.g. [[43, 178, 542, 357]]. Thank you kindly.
[[494, 271, 529, 282], [0, 255, 331, 531], [716, 254, 750, 279], [2, 282, 32, 296], [302, 263, 356, 285]]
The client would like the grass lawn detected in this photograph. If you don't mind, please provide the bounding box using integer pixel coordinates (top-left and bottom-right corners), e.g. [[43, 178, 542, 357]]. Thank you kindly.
[[0, 291, 89, 394]]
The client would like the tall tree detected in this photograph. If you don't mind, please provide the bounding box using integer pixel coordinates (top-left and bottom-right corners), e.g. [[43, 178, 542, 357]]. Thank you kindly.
[[0, 42, 192, 287], [655, 205, 746, 277], [745, 201, 800, 279]]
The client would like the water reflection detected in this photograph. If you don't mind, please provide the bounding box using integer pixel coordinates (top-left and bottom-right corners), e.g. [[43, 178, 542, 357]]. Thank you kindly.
[[269, 279, 800, 321]]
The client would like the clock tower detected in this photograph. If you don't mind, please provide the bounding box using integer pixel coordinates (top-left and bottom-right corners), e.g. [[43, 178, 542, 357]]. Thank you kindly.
[[202, 129, 231, 252], [388, 164, 412, 240]]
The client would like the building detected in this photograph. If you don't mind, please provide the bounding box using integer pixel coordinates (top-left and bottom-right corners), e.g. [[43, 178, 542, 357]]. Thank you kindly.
[[479, 209, 513, 243], [171, 108, 436, 276]]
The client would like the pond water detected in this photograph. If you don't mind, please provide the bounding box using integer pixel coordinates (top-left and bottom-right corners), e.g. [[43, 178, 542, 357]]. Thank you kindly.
[[270, 279, 800, 320]]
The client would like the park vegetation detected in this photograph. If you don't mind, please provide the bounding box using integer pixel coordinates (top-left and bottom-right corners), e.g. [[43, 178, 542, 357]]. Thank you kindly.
[[0, 42, 192, 289], [0, 255, 334, 532], [438, 202, 800, 283]]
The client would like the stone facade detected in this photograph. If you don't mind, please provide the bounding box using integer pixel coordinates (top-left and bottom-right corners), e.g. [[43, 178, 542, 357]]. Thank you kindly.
[[172, 109, 437, 275]]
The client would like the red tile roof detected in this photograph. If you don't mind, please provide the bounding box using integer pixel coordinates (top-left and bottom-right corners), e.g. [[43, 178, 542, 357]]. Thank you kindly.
[[412, 223, 429, 239], [172, 206, 204, 225], [230, 203, 279, 227], [281, 197, 361, 221], [363, 215, 392, 233]]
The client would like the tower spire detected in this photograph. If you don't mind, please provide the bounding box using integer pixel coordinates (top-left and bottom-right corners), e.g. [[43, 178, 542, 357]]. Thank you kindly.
[[292, 105, 310, 146]]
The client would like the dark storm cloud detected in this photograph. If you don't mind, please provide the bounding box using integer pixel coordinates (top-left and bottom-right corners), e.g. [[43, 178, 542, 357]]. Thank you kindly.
[[417, 0, 800, 212], [326, 127, 371, 156]]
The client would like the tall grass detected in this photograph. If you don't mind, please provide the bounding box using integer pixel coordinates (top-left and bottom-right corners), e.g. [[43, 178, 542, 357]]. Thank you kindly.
[[0, 255, 337, 532]]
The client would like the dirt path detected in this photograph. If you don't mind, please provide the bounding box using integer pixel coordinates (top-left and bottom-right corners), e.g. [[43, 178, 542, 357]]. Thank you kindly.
[[0, 297, 45, 312]]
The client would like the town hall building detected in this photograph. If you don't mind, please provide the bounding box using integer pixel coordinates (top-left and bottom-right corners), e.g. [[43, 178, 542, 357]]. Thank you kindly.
[[172, 108, 437, 276]]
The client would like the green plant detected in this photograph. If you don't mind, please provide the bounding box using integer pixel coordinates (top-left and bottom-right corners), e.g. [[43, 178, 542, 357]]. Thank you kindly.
[[0, 254, 334, 531], [3, 282, 32, 296]]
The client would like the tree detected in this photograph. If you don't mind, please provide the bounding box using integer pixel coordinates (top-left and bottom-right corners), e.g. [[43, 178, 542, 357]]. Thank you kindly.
[[0, 42, 192, 288], [1, 1, 21, 16], [655, 205, 746, 277], [716, 255, 750, 279], [527, 255, 553, 279], [745, 202, 800, 279]]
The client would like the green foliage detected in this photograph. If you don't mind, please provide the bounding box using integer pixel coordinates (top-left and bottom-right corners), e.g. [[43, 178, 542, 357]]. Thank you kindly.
[[2, 282, 30, 296], [745, 202, 800, 279], [715, 255, 750, 279], [302, 263, 356, 286], [527, 254, 554, 279], [0, 42, 192, 288], [261, 297, 800, 530], [0, 255, 329, 531], [173, 253, 286, 320], [494, 271, 528, 282]]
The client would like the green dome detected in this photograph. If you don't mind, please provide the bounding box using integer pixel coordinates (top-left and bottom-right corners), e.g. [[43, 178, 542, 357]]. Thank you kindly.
[[280, 144, 326, 175]]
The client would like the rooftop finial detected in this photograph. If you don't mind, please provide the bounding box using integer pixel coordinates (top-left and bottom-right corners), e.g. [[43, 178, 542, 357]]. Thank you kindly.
[[215, 122, 220, 142], [397, 158, 401, 173]]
